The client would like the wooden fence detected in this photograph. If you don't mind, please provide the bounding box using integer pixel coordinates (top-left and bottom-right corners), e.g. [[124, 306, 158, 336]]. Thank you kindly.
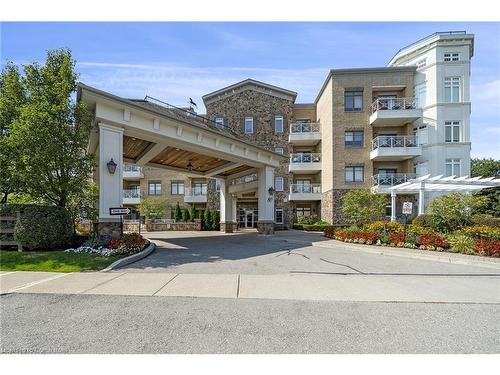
[[0, 211, 22, 251]]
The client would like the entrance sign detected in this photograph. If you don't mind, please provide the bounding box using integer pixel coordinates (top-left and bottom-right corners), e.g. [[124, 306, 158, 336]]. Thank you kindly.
[[109, 207, 132, 216], [402, 202, 413, 215]]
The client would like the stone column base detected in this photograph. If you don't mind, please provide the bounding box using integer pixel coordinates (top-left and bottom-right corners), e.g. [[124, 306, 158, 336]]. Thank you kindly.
[[220, 222, 237, 233], [97, 221, 122, 241], [257, 221, 274, 235]]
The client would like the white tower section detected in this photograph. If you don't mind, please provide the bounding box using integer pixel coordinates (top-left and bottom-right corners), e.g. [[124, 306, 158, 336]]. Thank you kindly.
[[389, 31, 474, 179]]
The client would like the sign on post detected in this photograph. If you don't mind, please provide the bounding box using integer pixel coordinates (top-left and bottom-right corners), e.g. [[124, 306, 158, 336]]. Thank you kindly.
[[402, 202, 413, 215], [109, 207, 132, 215]]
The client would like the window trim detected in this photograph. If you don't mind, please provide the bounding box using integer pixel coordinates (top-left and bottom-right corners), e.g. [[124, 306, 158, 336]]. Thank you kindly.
[[445, 159, 461, 177], [275, 176, 284, 192], [215, 117, 224, 128], [344, 130, 364, 148], [344, 90, 363, 112], [170, 181, 185, 195], [244, 117, 254, 134], [416, 58, 427, 69], [274, 147, 284, 155], [274, 115, 284, 133], [444, 52, 460, 62], [444, 121, 461, 143], [275, 207, 284, 224], [444, 77, 461, 103], [148, 181, 162, 196], [345, 166, 364, 183]]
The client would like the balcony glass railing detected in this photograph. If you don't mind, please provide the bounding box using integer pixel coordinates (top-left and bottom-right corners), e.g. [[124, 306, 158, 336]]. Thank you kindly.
[[290, 184, 321, 194], [371, 173, 416, 187], [185, 187, 208, 196], [123, 189, 142, 199], [371, 98, 418, 113], [123, 164, 143, 173], [290, 153, 321, 163], [290, 122, 320, 133], [371, 135, 419, 150]]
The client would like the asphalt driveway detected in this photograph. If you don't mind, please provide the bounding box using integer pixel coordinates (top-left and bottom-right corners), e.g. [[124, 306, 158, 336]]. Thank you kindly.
[[120, 230, 500, 275]]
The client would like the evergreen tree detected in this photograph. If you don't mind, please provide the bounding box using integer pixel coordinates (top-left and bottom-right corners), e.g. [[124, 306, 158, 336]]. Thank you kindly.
[[182, 208, 190, 222], [211, 210, 220, 230], [189, 205, 196, 222], [174, 202, 182, 222], [203, 208, 211, 230]]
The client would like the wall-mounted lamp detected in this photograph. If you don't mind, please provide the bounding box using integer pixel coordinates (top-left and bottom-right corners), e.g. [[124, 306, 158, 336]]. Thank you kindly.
[[268, 187, 275, 196], [107, 158, 117, 174], [187, 161, 193, 172]]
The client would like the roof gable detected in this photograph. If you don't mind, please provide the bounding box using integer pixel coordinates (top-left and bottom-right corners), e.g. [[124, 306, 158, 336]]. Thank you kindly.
[[202, 78, 297, 105]]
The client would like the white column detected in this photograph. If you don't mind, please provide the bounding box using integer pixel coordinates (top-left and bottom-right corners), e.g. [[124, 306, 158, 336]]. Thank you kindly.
[[98, 123, 123, 222], [390, 191, 397, 222], [218, 178, 236, 232], [418, 183, 425, 215], [257, 166, 275, 232]]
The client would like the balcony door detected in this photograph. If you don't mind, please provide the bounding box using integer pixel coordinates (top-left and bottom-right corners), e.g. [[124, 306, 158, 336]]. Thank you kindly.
[[377, 95, 398, 110], [296, 179, 311, 193]]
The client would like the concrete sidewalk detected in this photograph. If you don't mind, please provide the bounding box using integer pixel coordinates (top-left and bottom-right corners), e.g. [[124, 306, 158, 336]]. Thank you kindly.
[[1, 271, 499, 303]]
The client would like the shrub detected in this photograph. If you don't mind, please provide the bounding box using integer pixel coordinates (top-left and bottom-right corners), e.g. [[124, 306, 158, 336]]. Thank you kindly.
[[365, 220, 404, 235], [448, 233, 475, 255], [174, 202, 182, 222], [138, 197, 170, 219], [189, 205, 196, 223], [182, 208, 190, 222], [203, 208, 211, 230], [14, 205, 73, 250], [294, 223, 333, 231], [474, 239, 500, 257], [341, 189, 387, 226], [324, 227, 335, 238], [471, 214, 500, 227], [428, 193, 488, 231], [389, 233, 405, 246], [297, 215, 318, 225], [108, 232, 146, 253], [411, 214, 434, 227], [416, 233, 449, 250], [211, 210, 220, 230], [461, 225, 500, 241]]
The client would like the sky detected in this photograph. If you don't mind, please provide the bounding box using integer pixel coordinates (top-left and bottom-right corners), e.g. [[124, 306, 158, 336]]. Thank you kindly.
[[1, 22, 499, 158]]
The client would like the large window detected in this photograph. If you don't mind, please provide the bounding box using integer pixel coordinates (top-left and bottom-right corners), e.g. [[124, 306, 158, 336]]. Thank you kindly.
[[275, 177, 284, 192], [274, 116, 284, 133], [445, 121, 461, 143], [275, 208, 284, 224], [444, 77, 461, 103], [344, 90, 363, 112], [414, 82, 427, 108], [193, 182, 207, 195], [344, 131, 364, 147], [445, 159, 461, 176], [148, 181, 162, 196], [171, 181, 185, 195], [345, 166, 364, 183], [296, 207, 311, 217], [444, 52, 460, 62], [244, 117, 254, 134]]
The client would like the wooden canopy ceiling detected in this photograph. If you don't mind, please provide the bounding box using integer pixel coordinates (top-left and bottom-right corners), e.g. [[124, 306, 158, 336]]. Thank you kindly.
[[123, 135, 152, 159], [150, 146, 229, 173], [219, 165, 253, 177]]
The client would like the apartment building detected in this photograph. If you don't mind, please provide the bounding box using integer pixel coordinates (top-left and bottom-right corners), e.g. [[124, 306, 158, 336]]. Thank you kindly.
[[120, 31, 474, 226]]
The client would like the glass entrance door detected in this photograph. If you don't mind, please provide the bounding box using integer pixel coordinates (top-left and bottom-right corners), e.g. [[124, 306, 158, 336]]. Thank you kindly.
[[245, 210, 254, 228]]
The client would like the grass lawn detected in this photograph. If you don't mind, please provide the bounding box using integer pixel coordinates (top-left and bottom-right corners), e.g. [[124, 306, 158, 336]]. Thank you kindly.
[[0, 250, 120, 272]]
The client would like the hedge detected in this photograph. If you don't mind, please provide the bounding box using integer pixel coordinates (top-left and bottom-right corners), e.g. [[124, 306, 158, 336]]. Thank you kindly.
[[1, 204, 73, 250], [293, 223, 336, 231]]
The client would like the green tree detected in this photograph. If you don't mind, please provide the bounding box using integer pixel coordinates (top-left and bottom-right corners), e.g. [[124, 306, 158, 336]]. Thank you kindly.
[[211, 209, 220, 230], [6, 49, 94, 207], [199, 209, 205, 226], [0, 63, 26, 202], [67, 182, 99, 233], [428, 192, 488, 231], [182, 207, 190, 222], [471, 157, 500, 217], [138, 196, 170, 219], [341, 189, 387, 226], [189, 205, 196, 222], [174, 202, 182, 222], [203, 208, 211, 230]]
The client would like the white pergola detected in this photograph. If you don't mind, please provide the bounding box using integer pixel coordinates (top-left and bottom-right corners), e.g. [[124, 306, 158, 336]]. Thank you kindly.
[[389, 174, 500, 221]]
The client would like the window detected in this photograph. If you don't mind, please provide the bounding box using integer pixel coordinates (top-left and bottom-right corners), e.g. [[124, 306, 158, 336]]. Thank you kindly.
[[344, 90, 363, 112], [193, 182, 207, 195], [215, 118, 224, 128], [148, 181, 162, 196], [444, 77, 461, 103], [445, 159, 461, 176], [344, 131, 364, 147], [275, 208, 284, 224], [244, 117, 254, 134], [444, 52, 460, 62], [274, 116, 284, 133], [296, 207, 311, 217], [416, 58, 427, 69], [171, 181, 185, 195], [345, 166, 364, 183], [274, 147, 284, 155], [414, 82, 427, 108], [275, 177, 284, 192], [445, 121, 461, 143]]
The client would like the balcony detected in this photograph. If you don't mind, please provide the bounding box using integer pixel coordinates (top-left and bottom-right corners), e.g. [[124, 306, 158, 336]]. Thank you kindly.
[[288, 122, 321, 145], [370, 136, 421, 161], [371, 173, 417, 193], [123, 164, 144, 180], [369, 98, 422, 127], [123, 189, 142, 205], [289, 153, 322, 174], [229, 173, 258, 194], [288, 184, 322, 201], [184, 187, 208, 203]]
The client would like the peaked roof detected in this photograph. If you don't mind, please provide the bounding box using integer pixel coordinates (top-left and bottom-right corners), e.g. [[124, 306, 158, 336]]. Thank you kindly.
[[202, 78, 297, 104]]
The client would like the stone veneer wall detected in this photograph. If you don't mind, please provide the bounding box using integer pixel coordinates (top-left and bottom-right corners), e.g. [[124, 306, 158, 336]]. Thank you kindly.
[[206, 178, 220, 211], [205, 89, 295, 228]]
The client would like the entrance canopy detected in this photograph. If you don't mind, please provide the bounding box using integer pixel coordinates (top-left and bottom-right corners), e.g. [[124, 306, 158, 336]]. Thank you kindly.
[[388, 174, 500, 221]]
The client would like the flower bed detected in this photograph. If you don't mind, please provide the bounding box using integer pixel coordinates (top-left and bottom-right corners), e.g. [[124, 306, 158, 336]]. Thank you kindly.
[[324, 221, 499, 257], [65, 233, 148, 257]]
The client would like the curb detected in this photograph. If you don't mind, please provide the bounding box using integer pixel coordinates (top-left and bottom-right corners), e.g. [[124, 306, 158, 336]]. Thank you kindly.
[[312, 239, 500, 270], [101, 241, 156, 272]]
